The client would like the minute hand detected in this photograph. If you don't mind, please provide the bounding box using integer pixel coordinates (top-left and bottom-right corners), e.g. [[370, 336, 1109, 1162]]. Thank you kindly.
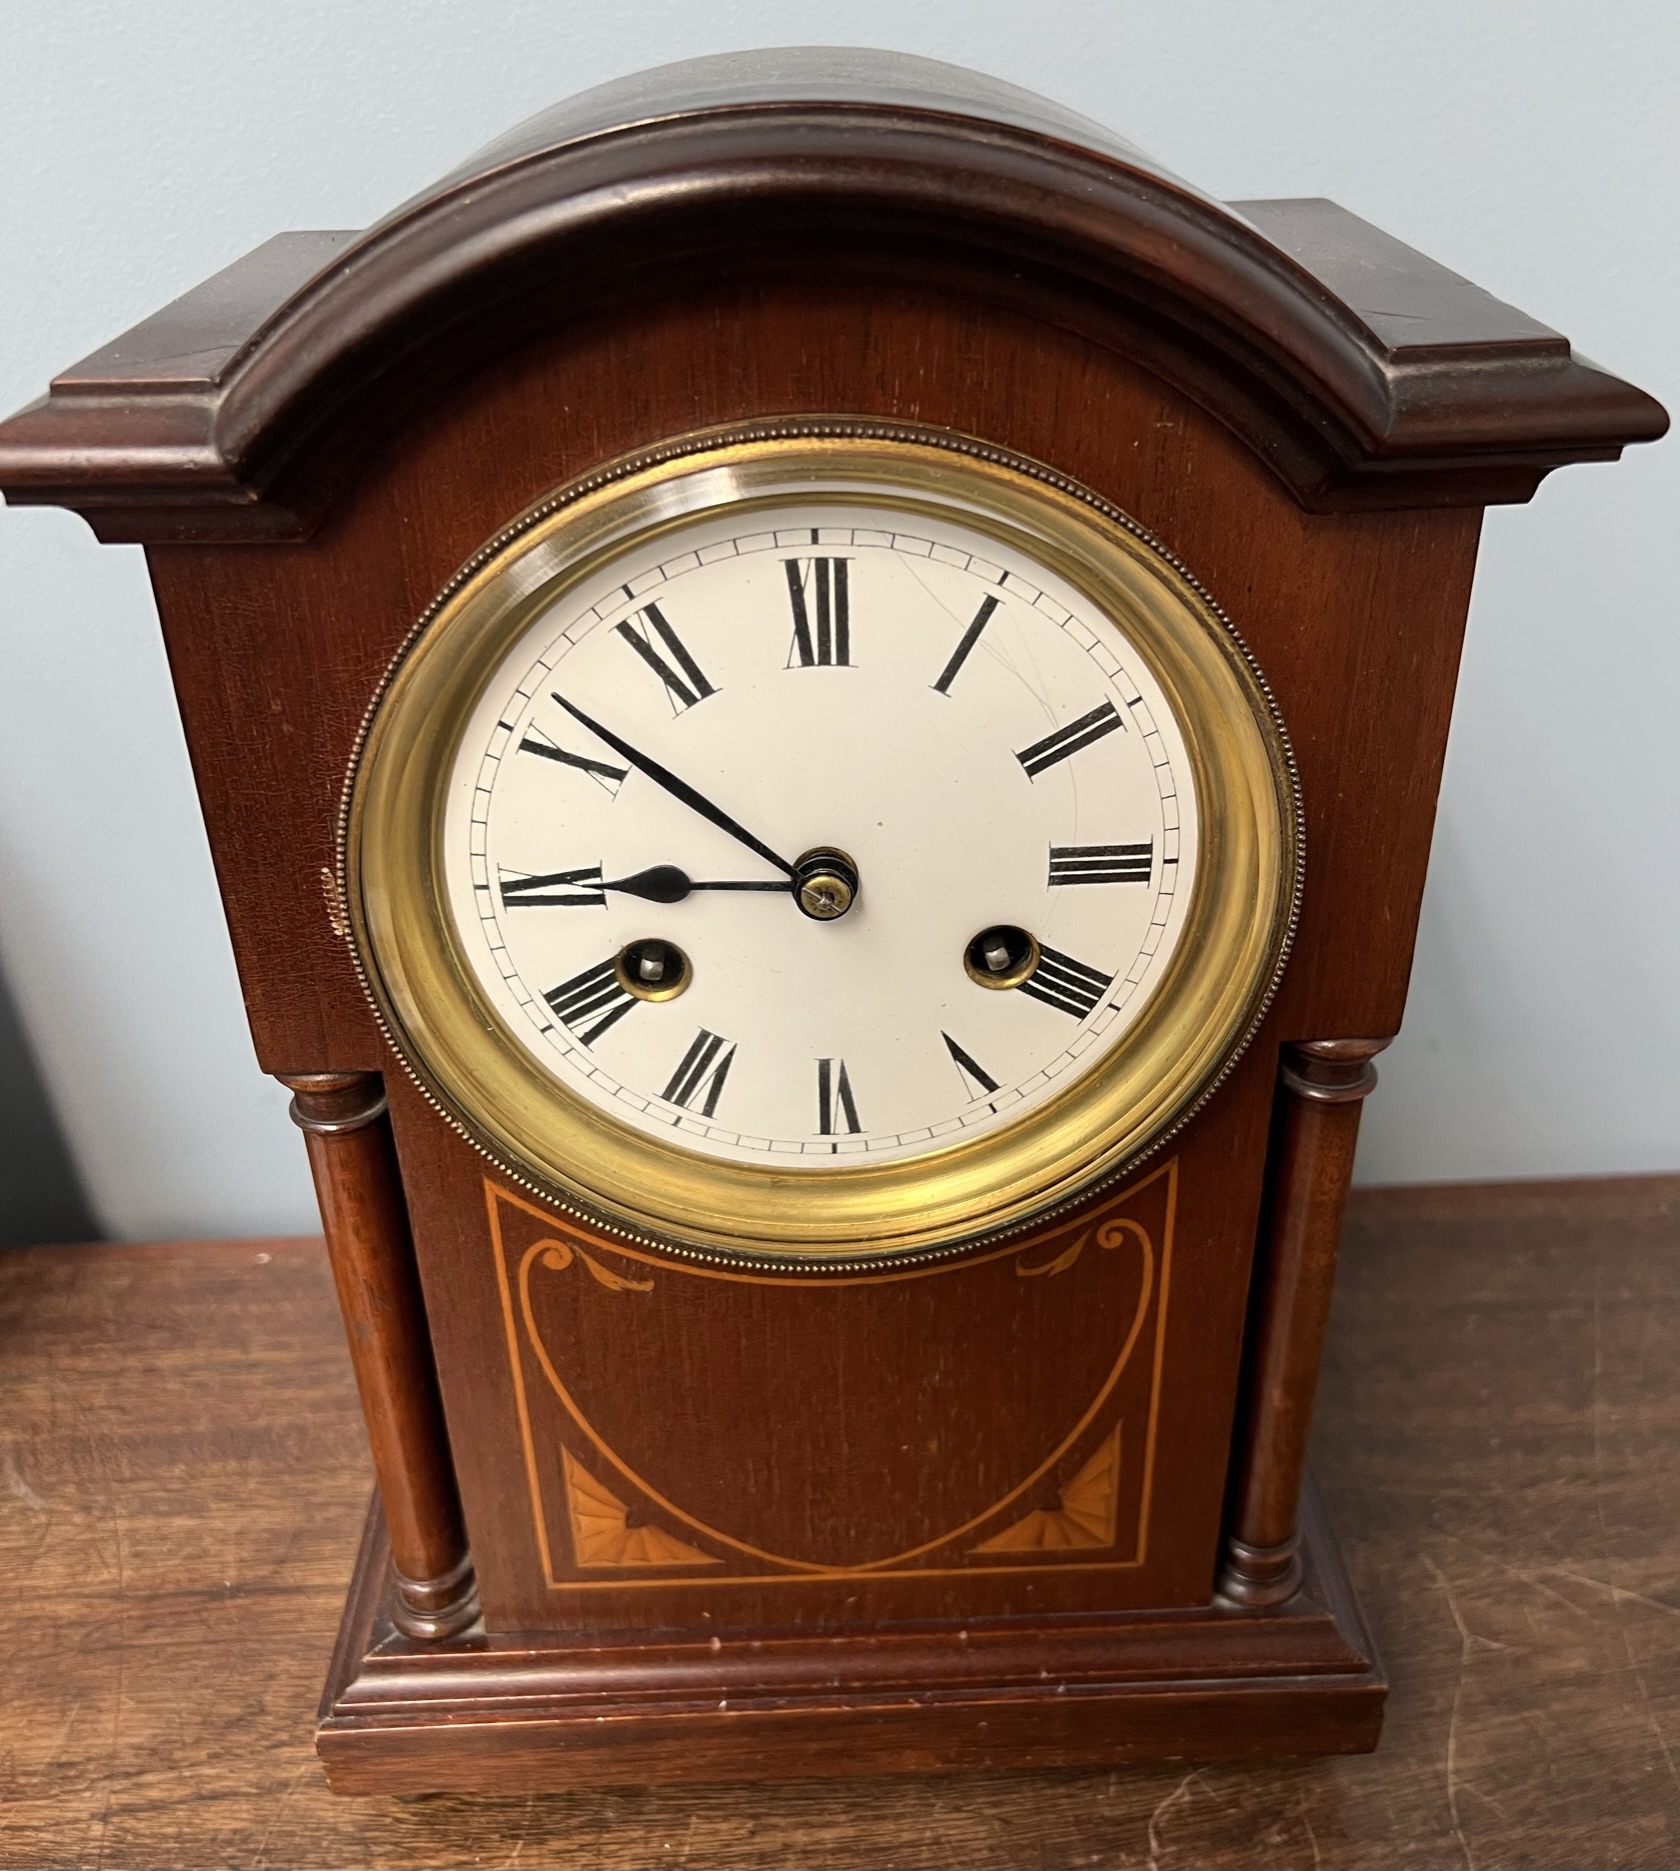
[[552, 694, 794, 878]]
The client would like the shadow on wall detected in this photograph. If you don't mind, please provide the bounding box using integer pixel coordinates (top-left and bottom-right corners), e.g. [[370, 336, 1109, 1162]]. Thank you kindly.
[[0, 961, 100, 1245]]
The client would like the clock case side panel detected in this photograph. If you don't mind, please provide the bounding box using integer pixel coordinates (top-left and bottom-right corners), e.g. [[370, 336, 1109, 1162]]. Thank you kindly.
[[143, 543, 391, 1073]]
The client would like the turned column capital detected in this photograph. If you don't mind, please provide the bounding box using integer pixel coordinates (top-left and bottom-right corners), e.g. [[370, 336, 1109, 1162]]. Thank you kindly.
[[277, 1069, 389, 1135], [1278, 1037, 1391, 1105]]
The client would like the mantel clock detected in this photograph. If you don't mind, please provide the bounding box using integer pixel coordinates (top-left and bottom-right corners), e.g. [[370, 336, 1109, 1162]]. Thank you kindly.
[[1, 51, 1663, 1791]]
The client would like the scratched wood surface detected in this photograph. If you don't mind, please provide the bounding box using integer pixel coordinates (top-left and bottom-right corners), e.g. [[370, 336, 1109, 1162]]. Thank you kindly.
[[1, 1174, 1675, 1869]]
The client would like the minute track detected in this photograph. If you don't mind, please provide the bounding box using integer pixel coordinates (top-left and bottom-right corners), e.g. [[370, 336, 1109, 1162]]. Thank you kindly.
[[459, 494, 1203, 1171]]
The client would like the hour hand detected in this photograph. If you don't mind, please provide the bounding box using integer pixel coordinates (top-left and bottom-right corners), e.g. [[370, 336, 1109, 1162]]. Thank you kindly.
[[604, 865, 793, 904]]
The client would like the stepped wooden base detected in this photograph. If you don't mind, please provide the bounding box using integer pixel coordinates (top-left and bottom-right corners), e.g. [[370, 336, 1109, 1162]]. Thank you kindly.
[[317, 1479, 1383, 1793]]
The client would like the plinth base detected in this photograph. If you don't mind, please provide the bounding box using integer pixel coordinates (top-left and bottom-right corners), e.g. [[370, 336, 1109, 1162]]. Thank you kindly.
[[317, 1478, 1383, 1794]]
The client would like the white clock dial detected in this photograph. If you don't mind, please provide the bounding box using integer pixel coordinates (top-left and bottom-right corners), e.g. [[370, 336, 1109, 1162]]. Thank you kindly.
[[442, 495, 1200, 1169]]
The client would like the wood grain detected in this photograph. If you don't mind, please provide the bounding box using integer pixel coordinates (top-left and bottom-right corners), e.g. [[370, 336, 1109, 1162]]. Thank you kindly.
[[134, 273, 1487, 1068], [276, 1072, 476, 1637], [391, 1070, 1280, 1636], [315, 1477, 1382, 1792], [122, 248, 1490, 1682], [1223, 1040, 1389, 1606], [0, 52, 1663, 537], [2, 1173, 1674, 1866]]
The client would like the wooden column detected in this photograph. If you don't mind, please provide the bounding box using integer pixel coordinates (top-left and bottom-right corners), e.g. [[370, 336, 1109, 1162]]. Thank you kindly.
[[1220, 1038, 1390, 1608], [278, 1071, 479, 1640]]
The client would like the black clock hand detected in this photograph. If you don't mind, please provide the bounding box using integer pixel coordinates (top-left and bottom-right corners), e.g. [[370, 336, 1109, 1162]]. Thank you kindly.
[[551, 694, 795, 878], [604, 865, 792, 904]]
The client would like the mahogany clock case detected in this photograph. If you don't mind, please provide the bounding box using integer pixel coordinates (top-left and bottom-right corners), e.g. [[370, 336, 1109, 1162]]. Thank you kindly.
[[0, 51, 1664, 1790], [139, 251, 1477, 1632]]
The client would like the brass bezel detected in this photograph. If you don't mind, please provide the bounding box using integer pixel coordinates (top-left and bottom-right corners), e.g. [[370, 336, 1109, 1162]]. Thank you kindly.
[[343, 422, 1301, 1268]]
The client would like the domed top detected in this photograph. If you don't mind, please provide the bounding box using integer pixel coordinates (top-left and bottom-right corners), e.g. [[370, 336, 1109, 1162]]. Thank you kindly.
[[416, 48, 1199, 204], [0, 47, 1664, 539]]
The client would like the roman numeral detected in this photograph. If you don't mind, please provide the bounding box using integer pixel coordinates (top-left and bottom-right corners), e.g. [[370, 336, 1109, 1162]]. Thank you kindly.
[[942, 1031, 1000, 1098], [817, 1057, 862, 1135], [784, 557, 851, 666], [498, 864, 607, 909], [517, 727, 627, 793], [1016, 701, 1123, 779], [661, 1029, 736, 1117], [1048, 840, 1153, 886], [932, 594, 999, 694], [1018, 945, 1114, 1020], [615, 601, 715, 711], [544, 958, 636, 1045]]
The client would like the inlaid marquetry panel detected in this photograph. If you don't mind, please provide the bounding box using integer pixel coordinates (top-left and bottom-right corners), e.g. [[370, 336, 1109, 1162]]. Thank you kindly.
[[487, 1162, 1176, 1589]]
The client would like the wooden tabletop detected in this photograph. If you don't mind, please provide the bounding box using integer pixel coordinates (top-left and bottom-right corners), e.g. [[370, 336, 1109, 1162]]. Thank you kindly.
[[1, 1175, 1675, 1869]]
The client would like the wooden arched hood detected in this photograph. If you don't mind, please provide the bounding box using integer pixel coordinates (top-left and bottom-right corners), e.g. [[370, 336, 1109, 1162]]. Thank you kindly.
[[0, 48, 1665, 539]]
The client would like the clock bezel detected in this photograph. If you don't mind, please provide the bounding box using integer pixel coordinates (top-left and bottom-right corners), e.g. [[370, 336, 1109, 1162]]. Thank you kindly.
[[342, 421, 1302, 1268]]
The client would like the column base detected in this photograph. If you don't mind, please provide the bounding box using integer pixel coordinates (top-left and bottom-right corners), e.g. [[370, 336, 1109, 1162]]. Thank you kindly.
[[1217, 1530, 1304, 1608], [390, 1551, 480, 1641]]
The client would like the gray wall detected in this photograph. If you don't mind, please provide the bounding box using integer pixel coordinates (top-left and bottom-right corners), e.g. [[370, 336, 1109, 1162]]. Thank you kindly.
[[1, 3, 1675, 1241], [0, 965, 98, 1245]]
